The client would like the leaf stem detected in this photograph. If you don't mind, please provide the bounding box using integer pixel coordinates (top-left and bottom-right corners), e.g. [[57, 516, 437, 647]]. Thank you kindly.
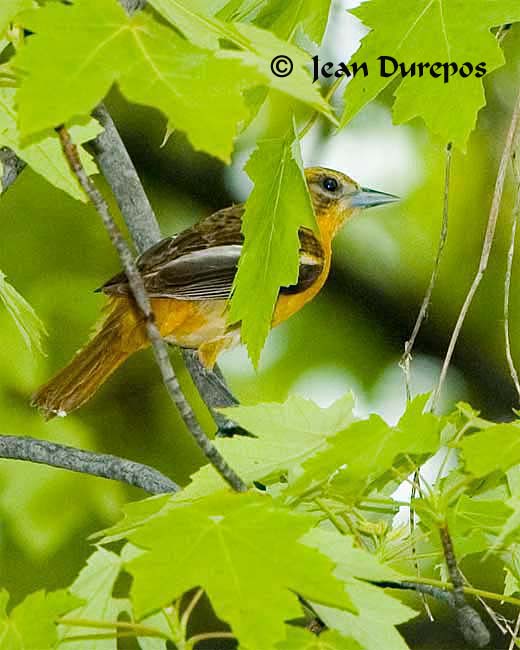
[[58, 617, 171, 639], [187, 631, 235, 646], [181, 588, 204, 631], [314, 498, 351, 536]]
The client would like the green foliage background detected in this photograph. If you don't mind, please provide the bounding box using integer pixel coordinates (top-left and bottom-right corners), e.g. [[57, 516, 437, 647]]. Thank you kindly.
[[2, 0, 520, 648]]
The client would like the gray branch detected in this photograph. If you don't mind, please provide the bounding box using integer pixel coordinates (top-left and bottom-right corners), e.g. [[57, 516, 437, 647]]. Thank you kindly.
[[89, 104, 239, 426], [57, 125, 246, 492], [0, 435, 178, 494], [0, 0, 242, 493], [376, 580, 491, 648]]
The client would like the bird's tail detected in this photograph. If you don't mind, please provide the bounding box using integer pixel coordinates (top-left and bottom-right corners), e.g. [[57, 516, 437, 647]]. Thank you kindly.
[[31, 297, 147, 419]]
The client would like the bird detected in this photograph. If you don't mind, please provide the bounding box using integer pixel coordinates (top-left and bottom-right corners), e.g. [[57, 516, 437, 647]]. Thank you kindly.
[[31, 167, 398, 419]]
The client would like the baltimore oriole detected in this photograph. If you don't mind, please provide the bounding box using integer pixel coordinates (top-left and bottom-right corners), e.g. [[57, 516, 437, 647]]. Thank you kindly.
[[31, 167, 397, 419]]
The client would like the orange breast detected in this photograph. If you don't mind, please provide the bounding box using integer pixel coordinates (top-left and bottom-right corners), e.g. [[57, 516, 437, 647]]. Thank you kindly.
[[272, 240, 332, 327]]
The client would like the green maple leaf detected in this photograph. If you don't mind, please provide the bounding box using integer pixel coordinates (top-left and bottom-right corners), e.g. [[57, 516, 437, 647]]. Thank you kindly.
[[59, 548, 127, 650], [228, 120, 316, 365], [313, 583, 416, 650], [146, 0, 230, 51], [94, 494, 172, 545], [459, 422, 520, 477], [177, 392, 356, 499], [277, 627, 361, 650], [341, 0, 520, 149], [0, 269, 46, 354], [0, 589, 82, 650], [255, 0, 332, 46], [219, 392, 356, 480], [288, 394, 441, 499], [303, 531, 416, 650], [0, 88, 101, 201], [13, 0, 259, 162], [302, 528, 401, 583], [126, 492, 354, 649], [146, 0, 332, 117]]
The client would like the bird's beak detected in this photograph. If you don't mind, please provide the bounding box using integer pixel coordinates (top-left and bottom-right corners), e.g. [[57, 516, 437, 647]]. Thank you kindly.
[[350, 187, 400, 209]]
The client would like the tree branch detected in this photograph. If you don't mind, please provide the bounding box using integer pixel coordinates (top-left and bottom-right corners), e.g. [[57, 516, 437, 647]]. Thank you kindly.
[[400, 142, 452, 401], [438, 523, 491, 648], [57, 125, 247, 492], [0, 434, 178, 494], [432, 85, 520, 409], [88, 17, 238, 430]]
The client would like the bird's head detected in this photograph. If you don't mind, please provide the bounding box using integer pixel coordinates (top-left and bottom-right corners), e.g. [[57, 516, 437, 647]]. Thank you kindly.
[[305, 167, 398, 240]]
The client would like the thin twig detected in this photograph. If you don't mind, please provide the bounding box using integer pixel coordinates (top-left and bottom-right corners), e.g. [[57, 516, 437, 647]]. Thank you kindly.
[[508, 611, 520, 650], [400, 142, 452, 401], [409, 472, 434, 622], [0, 434, 178, 493], [432, 86, 520, 410], [56, 125, 247, 493], [504, 150, 520, 403], [376, 580, 456, 606], [89, 103, 239, 427]]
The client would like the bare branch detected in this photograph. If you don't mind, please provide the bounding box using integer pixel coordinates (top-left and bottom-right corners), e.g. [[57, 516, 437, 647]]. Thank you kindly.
[[89, 105, 239, 427], [57, 125, 247, 492], [400, 142, 452, 401], [504, 151, 520, 403], [0, 434, 178, 494], [432, 86, 520, 410]]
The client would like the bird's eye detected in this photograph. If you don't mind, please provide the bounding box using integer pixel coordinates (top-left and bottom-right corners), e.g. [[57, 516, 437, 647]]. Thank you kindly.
[[322, 177, 339, 193]]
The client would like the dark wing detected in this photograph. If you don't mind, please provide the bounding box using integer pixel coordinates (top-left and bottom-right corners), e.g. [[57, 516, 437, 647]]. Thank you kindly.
[[100, 204, 325, 300]]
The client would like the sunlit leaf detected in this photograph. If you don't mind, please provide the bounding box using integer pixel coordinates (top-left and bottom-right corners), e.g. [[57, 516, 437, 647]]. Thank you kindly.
[[126, 491, 354, 649], [13, 0, 259, 162], [0, 87, 102, 201], [228, 119, 316, 364], [59, 548, 127, 650], [459, 422, 520, 476], [0, 269, 46, 354], [0, 588, 82, 650], [341, 0, 520, 149], [277, 627, 361, 650]]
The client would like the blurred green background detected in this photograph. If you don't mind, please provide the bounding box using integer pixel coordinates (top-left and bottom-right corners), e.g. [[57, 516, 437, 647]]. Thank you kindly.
[[1, 2, 520, 647]]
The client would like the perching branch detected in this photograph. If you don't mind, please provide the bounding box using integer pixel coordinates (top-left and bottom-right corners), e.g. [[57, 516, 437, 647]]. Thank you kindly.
[[0, 434, 178, 494], [88, 2, 239, 428], [0, 0, 242, 492], [432, 85, 520, 410], [87, 104, 239, 426], [57, 125, 247, 493]]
